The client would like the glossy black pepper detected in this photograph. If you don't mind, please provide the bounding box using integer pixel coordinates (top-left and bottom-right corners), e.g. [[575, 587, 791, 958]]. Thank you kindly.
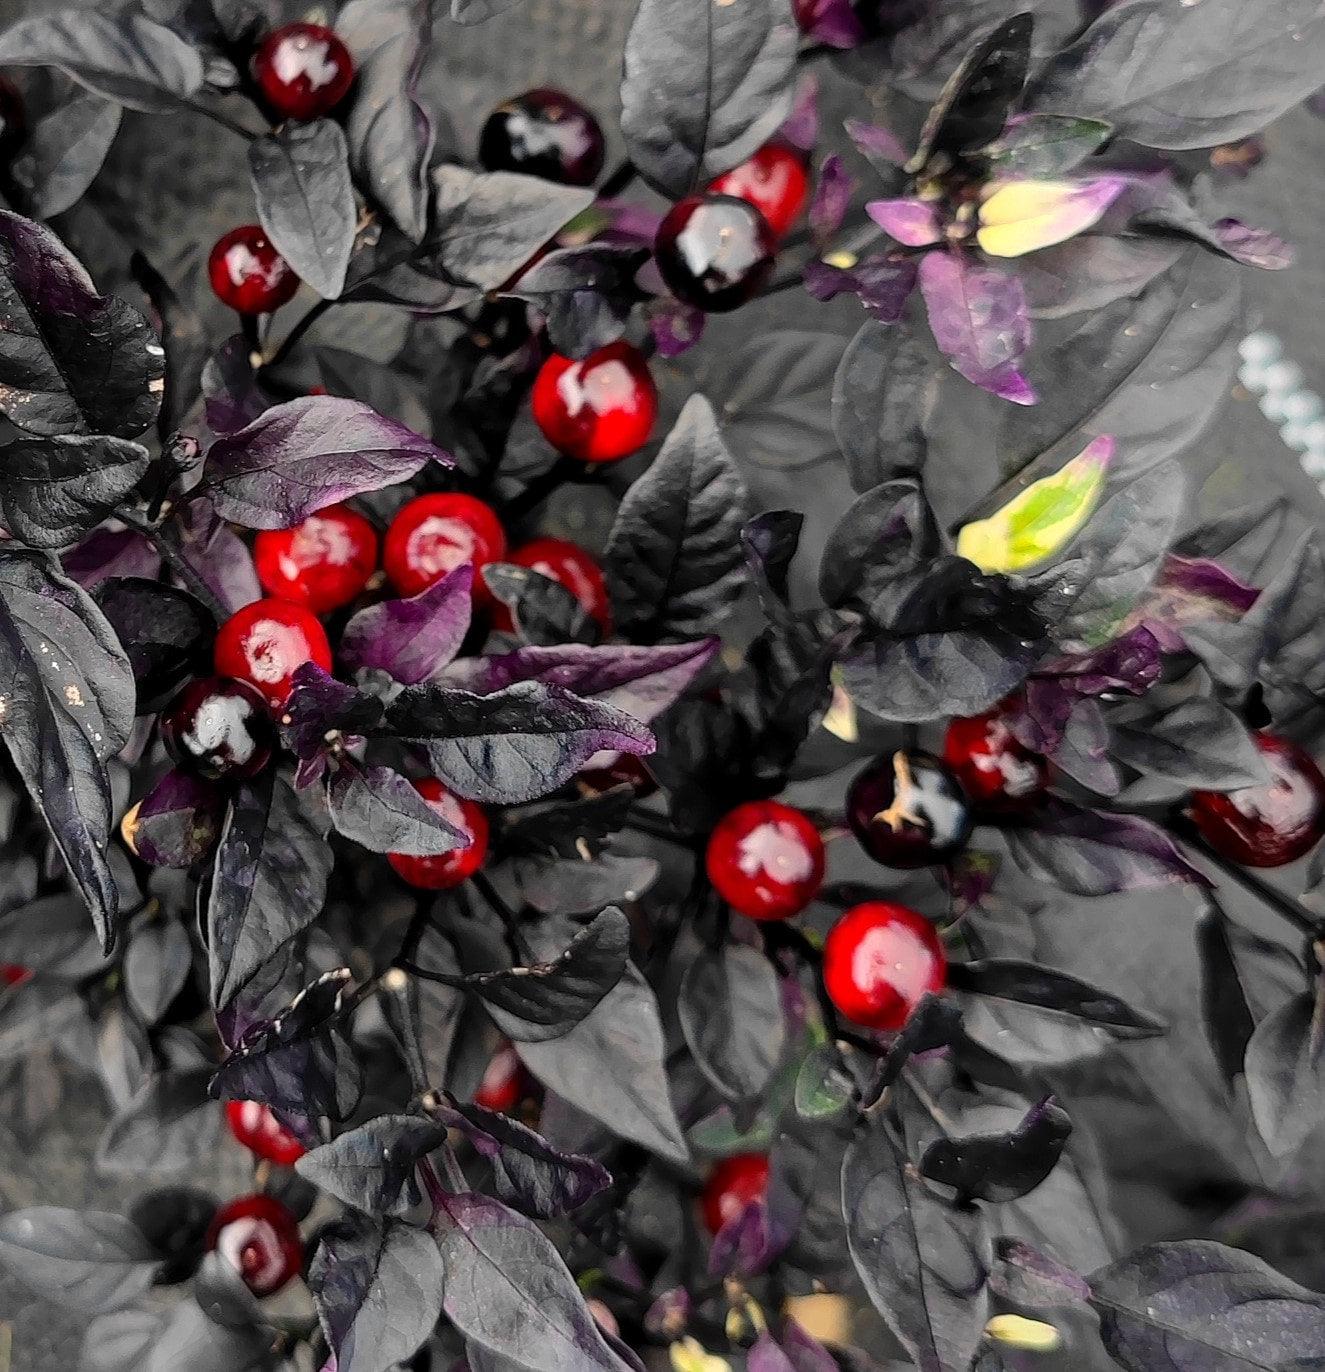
[[654, 194, 776, 312], [847, 749, 973, 868]]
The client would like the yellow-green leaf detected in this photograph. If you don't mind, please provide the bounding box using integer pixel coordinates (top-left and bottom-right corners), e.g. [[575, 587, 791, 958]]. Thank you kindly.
[[670, 1337, 731, 1372], [985, 1314, 1063, 1352], [956, 435, 1113, 573]]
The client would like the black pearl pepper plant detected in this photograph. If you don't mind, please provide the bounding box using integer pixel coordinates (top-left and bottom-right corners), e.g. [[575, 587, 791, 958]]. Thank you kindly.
[[0, 2, 1323, 1370]]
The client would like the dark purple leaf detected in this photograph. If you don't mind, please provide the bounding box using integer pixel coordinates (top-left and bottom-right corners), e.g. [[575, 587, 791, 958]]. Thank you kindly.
[[843, 118, 908, 169], [1244, 981, 1325, 1159], [61, 526, 159, 591], [0, 548, 135, 951], [1005, 801, 1209, 896], [647, 297, 706, 357], [619, 0, 797, 197], [443, 639, 717, 724], [201, 336, 271, 436], [921, 1096, 1072, 1204], [340, 560, 473, 688], [381, 681, 653, 804], [174, 497, 261, 613], [434, 1192, 633, 1371], [1125, 554, 1258, 653], [777, 74, 819, 154], [679, 944, 785, 1103], [747, 1331, 797, 1372], [795, 0, 864, 48], [1032, 0, 1325, 151], [517, 959, 687, 1161], [1088, 1240, 1325, 1370], [283, 663, 384, 763], [1210, 218, 1293, 270], [470, 906, 630, 1041], [425, 1091, 611, 1217], [310, 1215, 444, 1372], [248, 119, 356, 300], [0, 12, 204, 111], [0, 1207, 160, 1314], [709, 1197, 783, 1280], [338, 0, 436, 244], [867, 198, 943, 247], [0, 209, 163, 439], [296, 1114, 444, 1214], [206, 772, 332, 1008], [991, 1239, 1091, 1309], [919, 250, 1036, 404], [949, 959, 1167, 1037], [327, 760, 467, 857], [128, 768, 224, 869], [211, 967, 362, 1122], [604, 395, 749, 638], [807, 153, 854, 247], [843, 1119, 991, 1372], [202, 394, 449, 528], [803, 252, 918, 324], [9, 92, 122, 220], [503, 243, 650, 359], [92, 578, 214, 713]]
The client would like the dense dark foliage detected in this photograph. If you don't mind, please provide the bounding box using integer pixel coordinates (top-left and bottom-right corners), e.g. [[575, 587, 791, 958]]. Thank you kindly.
[[0, 1, 1323, 1369]]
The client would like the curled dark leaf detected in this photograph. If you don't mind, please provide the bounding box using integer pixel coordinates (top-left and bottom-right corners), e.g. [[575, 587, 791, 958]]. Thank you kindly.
[[920, 1096, 1072, 1204], [296, 1114, 445, 1215], [949, 959, 1167, 1037]]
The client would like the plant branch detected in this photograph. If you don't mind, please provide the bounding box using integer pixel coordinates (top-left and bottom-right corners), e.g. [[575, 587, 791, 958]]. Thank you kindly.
[[471, 870, 534, 962], [598, 160, 638, 199], [183, 97, 258, 141], [262, 297, 335, 370], [115, 506, 226, 620]]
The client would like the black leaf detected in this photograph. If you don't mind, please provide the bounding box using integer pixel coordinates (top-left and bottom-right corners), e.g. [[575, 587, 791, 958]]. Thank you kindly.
[[296, 1114, 445, 1214], [495, 785, 635, 860], [484, 562, 601, 647], [1088, 1240, 1325, 1370], [604, 395, 750, 639], [425, 1091, 611, 1218], [206, 772, 332, 1009], [843, 1119, 991, 1372], [309, 1215, 445, 1372], [0, 892, 114, 980], [381, 681, 652, 805], [0, 435, 149, 549], [949, 959, 1167, 1037], [503, 243, 649, 359], [1110, 697, 1269, 792], [619, 0, 797, 197], [507, 853, 660, 918], [0, 209, 163, 439], [679, 943, 786, 1104], [517, 959, 687, 1162], [93, 577, 214, 714], [0, 1207, 160, 1314], [434, 1191, 634, 1370], [921, 1096, 1072, 1204], [832, 322, 935, 493], [913, 13, 1032, 166], [0, 12, 204, 111], [0, 548, 136, 950], [326, 760, 467, 857], [248, 119, 356, 301], [470, 906, 630, 1041]]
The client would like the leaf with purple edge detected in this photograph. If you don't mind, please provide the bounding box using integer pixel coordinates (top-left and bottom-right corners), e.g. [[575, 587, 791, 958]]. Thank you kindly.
[[1004, 800, 1209, 896], [340, 562, 473, 685], [309, 1215, 444, 1372], [202, 394, 450, 528], [1210, 218, 1293, 271], [918, 250, 1036, 404], [326, 760, 468, 857], [803, 253, 919, 324], [434, 1192, 635, 1371], [283, 664, 384, 763], [867, 198, 943, 247], [1123, 554, 1259, 652], [808, 154, 854, 248], [173, 497, 262, 614], [442, 639, 718, 726], [844, 118, 908, 170], [424, 1090, 611, 1218], [128, 768, 224, 870]]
